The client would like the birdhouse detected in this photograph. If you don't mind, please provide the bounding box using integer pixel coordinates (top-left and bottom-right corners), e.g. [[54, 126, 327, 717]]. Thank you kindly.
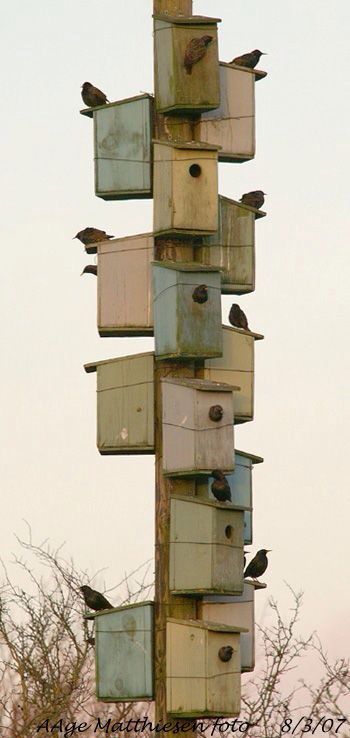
[[153, 262, 222, 360], [89, 602, 154, 702], [194, 62, 267, 162], [153, 141, 219, 236], [196, 450, 263, 546], [166, 618, 246, 716], [154, 15, 221, 114], [194, 195, 266, 294], [80, 94, 153, 200], [199, 582, 266, 673], [84, 352, 154, 454], [197, 325, 264, 423], [97, 233, 154, 337], [170, 496, 245, 595], [162, 378, 237, 475]]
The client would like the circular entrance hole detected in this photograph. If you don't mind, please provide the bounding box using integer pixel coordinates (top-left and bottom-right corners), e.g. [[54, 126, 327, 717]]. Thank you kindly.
[[189, 163, 201, 178]]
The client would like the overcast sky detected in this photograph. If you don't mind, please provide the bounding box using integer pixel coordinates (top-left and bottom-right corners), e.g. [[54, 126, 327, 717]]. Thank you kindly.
[[1, 0, 350, 673]]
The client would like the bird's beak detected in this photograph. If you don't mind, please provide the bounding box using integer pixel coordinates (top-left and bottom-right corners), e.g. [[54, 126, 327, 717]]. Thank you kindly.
[[73, 236, 77, 239], [261, 52, 267, 55], [266, 549, 272, 553], [80, 270, 84, 276]]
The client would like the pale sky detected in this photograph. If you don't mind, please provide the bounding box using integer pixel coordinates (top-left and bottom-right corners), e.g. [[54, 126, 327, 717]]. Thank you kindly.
[[1, 0, 350, 668]]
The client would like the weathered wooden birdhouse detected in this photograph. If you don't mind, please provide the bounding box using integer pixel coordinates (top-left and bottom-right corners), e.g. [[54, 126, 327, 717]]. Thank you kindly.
[[84, 352, 154, 454], [162, 378, 236, 475], [89, 602, 154, 702], [199, 582, 266, 673], [97, 233, 153, 336], [153, 262, 222, 360], [196, 450, 263, 546], [197, 325, 264, 423], [170, 496, 244, 595], [167, 618, 246, 716], [194, 195, 266, 294], [154, 15, 221, 114], [80, 94, 153, 200], [194, 62, 267, 162], [153, 141, 219, 236]]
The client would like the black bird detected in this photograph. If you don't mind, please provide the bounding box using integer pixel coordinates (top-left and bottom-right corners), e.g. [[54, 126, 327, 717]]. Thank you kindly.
[[240, 190, 266, 210], [218, 645, 234, 662], [74, 228, 114, 246], [80, 585, 113, 612], [192, 284, 208, 304], [211, 469, 231, 502], [184, 36, 213, 75], [228, 303, 249, 331], [230, 50, 266, 69], [81, 265, 97, 276], [81, 81, 109, 108], [244, 549, 271, 580]]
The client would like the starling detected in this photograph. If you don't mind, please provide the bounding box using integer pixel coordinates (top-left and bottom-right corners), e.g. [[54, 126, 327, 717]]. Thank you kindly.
[[184, 36, 213, 75], [228, 303, 249, 331], [230, 50, 266, 69], [240, 190, 266, 210], [218, 645, 234, 662], [80, 585, 113, 612], [74, 228, 114, 246], [211, 469, 231, 502], [192, 284, 208, 304], [81, 265, 97, 276], [244, 549, 271, 580], [81, 81, 109, 108]]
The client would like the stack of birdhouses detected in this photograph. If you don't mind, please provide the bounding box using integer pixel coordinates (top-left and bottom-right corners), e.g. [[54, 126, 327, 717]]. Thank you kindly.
[[79, 2, 268, 720]]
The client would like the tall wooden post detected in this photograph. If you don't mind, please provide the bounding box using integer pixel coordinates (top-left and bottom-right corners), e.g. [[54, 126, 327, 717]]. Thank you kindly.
[[153, 0, 198, 730]]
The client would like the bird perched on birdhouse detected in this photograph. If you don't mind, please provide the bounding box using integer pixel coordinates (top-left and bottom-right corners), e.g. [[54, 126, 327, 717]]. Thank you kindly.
[[244, 549, 271, 580], [240, 190, 266, 210], [81, 265, 97, 276], [230, 50, 266, 69], [80, 585, 113, 611], [184, 35, 213, 75], [228, 303, 249, 331], [211, 469, 231, 502], [74, 228, 114, 247], [81, 81, 109, 108]]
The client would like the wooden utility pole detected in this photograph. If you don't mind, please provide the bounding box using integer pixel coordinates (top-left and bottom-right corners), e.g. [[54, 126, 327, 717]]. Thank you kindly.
[[153, 0, 198, 730]]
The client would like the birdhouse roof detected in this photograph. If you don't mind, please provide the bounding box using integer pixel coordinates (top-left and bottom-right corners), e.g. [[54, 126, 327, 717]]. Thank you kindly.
[[235, 449, 264, 464], [152, 260, 222, 273], [153, 14, 221, 25], [222, 325, 264, 341], [84, 600, 154, 620], [168, 618, 248, 633], [80, 92, 153, 119], [219, 61, 267, 82], [161, 377, 240, 393], [171, 493, 249, 513], [219, 194, 266, 220], [153, 139, 220, 152], [84, 351, 154, 373]]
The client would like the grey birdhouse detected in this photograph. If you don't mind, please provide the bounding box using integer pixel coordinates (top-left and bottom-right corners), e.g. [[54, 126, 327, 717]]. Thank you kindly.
[[153, 141, 219, 236], [196, 450, 263, 546], [97, 233, 153, 337], [162, 377, 236, 475], [89, 602, 154, 702], [154, 15, 221, 114], [199, 581, 266, 673], [194, 62, 267, 162], [170, 496, 245, 595], [194, 195, 266, 294], [84, 352, 154, 454], [153, 262, 222, 360], [80, 94, 153, 200], [167, 618, 246, 716], [197, 325, 264, 423]]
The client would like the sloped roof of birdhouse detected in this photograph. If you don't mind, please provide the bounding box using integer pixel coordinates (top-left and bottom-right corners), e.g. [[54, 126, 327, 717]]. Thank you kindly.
[[161, 377, 240, 392], [153, 14, 221, 25], [152, 260, 222, 273], [153, 139, 220, 151], [235, 449, 264, 464], [84, 600, 154, 620], [219, 61, 267, 82], [80, 92, 153, 118], [222, 325, 264, 341], [171, 493, 249, 512], [84, 351, 154, 373], [168, 618, 248, 633], [219, 194, 267, 220]]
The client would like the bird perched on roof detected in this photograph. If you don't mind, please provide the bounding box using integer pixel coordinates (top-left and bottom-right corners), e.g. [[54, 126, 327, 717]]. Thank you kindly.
[[229, 303, 249, 331], [80, 585, 113, 612], [211, 470, 231, 502], [81, 265, 97, 276], [184, 36, 213, 75], [240, 190, 266, 210], [81, 81, 109, 108], [73, 228, 114, 247], [230, 50, 266, 69], [244, 549, 271, 580], [218, 645, 234, 662]]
